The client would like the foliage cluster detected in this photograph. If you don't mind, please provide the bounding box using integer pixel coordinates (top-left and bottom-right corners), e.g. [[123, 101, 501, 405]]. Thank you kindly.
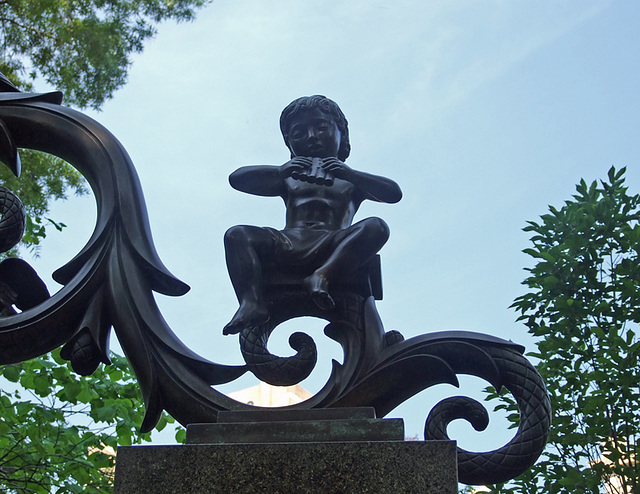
[[485, 167, 639, 493], [0, 0, 209, 253], [0, 2, 205, 490], [0, 150, 87, 256], [1, 0, 208, 109], [0, 350, 180, 493]]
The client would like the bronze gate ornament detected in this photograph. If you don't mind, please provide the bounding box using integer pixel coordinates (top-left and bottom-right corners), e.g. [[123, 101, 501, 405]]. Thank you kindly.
[[0, 82, 550, 486]]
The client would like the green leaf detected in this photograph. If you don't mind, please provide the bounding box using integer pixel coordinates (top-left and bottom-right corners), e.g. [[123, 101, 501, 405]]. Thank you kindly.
[[2, 365, 21, 382], [175, 427, 187, 444]]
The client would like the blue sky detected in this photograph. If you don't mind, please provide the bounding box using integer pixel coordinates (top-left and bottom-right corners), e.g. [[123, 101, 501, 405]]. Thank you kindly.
[[30, 1, 640, 446]]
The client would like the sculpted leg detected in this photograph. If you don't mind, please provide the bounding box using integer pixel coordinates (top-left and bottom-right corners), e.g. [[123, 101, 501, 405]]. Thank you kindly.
[[223, 225, 273, 335], [304, 272, 334, 311], [305, 217, 390, 310]]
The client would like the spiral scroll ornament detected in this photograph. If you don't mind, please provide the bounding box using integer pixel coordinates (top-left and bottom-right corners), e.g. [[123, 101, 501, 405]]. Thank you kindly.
[[425, 345, 551, 485]]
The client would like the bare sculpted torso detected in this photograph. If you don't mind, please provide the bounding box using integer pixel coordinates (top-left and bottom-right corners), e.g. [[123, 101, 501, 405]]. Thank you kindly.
[[283, 173, 358, 230]]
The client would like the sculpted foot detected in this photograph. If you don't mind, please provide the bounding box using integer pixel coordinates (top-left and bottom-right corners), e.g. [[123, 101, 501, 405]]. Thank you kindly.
[[304, 273, 335, 311], [223, 303, 270, 335]]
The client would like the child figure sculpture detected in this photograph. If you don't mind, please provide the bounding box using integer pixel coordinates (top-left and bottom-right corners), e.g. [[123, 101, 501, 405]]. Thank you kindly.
[[223, 95, 402, 335]]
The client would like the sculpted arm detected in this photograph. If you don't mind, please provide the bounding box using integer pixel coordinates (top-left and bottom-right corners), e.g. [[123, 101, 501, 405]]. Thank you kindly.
[[229, 158, 314, 196], [322, 158, 402, 203], [229, 165, 282, 197]]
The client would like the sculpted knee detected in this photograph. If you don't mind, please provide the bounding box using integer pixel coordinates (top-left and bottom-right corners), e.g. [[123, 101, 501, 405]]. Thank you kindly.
[[366, 217, 390, 243], [224, 225, 249, 248]]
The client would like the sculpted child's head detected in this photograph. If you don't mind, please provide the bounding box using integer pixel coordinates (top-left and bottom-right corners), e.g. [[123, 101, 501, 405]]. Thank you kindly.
[[280, 95, 351, 161]]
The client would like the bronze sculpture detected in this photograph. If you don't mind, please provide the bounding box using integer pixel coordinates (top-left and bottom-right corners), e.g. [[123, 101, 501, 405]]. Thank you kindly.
[[224, 95, 401, 334], [0, 84, 551, 485]]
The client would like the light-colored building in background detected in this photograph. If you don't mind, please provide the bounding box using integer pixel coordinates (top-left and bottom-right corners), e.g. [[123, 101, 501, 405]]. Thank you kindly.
[[228, 382, 312, 407], [590, 442, 637, 494]]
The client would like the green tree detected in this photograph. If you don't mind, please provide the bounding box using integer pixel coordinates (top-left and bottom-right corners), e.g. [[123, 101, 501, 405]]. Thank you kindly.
[[1, 0, 208, 109], [1, 0, 209, 252], [0, 150, 88, 256], [0, 1, 203, 490], [0, 350, 181, 492], [486, 167, 640, 493]]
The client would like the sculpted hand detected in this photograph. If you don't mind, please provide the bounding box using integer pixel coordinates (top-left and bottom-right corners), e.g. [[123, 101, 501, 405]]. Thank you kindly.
[[321, 158, 355, 183], [280, 157, 313, 180]]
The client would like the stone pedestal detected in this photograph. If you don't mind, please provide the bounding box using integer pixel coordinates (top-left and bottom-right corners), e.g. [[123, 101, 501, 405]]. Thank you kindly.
[[115, 409, 457, 492], [114, 441, 458, 493]]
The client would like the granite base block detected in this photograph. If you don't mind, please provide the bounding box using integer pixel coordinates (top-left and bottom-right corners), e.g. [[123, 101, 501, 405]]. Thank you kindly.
[[114, 441, 457, 493]]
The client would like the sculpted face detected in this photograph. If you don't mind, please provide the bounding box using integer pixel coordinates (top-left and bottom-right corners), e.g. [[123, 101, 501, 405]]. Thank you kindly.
[[286, 108, 341, 159]]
